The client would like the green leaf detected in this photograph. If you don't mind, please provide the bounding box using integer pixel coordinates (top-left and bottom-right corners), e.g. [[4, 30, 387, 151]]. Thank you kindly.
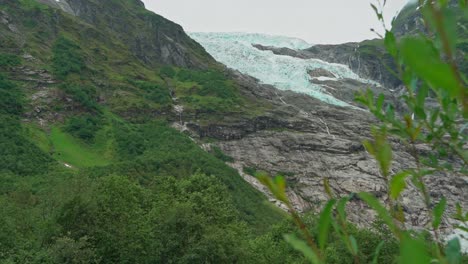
[[349, 235, 358, 255], [370, 4, 383, 20], [438, 0, 449, 7], [399, 234, 431, 264], [257, 173, 289, 204], [376, 94, 385, 112], [274, 176, 287, 196], [364, 127, 393, 178], [358, 192, 398, 235], [433, 197, 447, 229], [455, 225, 468, 232], [284, 234, 322, 264], [371, 241, 385, 264], [414, 106, 427, 120], [337, 196, 350, 221], [318, 199, 336, 250], [384, 31, 397, 57], [445, 238, 462, 264], [416, 84, 429, 106], [376, 139, 392, 177], [400, 37, 460, 98], [460, 0, 467, 8], [363, 140, 375, 156], [390, 171, 411, 200], [441, 8, 458, 54], [323, 178, 334, 198], [430, 108, 440, 125]]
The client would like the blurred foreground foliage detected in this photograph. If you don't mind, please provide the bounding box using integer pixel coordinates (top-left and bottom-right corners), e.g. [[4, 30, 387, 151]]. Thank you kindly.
[[260, 1, 468, 263]]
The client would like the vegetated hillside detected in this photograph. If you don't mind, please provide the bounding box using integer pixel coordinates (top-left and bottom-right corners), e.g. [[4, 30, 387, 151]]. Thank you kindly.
[[0, 0, 288, 262], [37, 0, 213, 68], [0, 0, 466, 263]]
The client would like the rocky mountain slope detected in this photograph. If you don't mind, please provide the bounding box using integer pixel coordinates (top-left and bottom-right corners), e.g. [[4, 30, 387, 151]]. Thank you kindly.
[[185, 3, 468, 245], [0, 0, 286, 237], [38, 0, 213, 68], [0, 0, 466, 258], [184, 50, 467, 242]]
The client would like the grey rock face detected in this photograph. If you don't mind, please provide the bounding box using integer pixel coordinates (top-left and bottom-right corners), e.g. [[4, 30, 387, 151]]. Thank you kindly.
[[253, 42, 402, 91], [252, 43, 404, 108], [36, 0, 76, 15], [309, 77, 401, 109], [35, 0, 213, 69], [0, 10, 19, 33], [307, 68, 336, 78], [180, 70, 467, 238]]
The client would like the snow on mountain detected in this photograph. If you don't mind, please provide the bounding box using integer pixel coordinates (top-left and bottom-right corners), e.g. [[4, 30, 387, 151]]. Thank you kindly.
[[189, 32, 376, 107]]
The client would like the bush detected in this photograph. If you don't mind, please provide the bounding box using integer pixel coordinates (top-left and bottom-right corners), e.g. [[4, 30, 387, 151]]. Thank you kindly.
[[0, 53, 21, 68], [64, 114, 102, 141], [94, 122, 283, 230], [243, 166, 257, 176], [60, 83, 100, 112], [54, 174, 254, 263], [0, 74, 23, 115], [211, 146, 234, 162], [160, 66, 176, 78], [0, 116, 53, 176], [114, 124, 146, 158], [130, 80, 172, 105], [0, 75, 52, 176], [52, 36, 85, 79], [174, 69, 242, 113], [249, 216, 399, 264]]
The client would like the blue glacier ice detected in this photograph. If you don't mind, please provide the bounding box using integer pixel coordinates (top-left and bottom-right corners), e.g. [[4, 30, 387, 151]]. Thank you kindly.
[[190, 32, 313, 50], [189, 32, 377, 107]]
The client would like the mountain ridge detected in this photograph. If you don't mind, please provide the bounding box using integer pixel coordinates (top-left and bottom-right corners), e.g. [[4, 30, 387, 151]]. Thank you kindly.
[[0, 0, 467, 261]]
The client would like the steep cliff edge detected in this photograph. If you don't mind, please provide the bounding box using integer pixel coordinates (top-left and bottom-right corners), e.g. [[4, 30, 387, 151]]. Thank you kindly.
[[38, 0, 214, 68]]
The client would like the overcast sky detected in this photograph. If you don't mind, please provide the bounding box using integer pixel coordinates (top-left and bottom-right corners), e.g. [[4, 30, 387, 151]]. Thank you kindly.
[[142, 0, 410, 44]]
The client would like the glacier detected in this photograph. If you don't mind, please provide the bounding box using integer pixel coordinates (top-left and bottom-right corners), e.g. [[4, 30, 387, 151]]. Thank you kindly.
[[189, 32, 376, 107]]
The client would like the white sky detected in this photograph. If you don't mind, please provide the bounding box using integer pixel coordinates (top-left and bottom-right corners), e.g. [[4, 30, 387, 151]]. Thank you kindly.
[[142, 0, 410, 44]]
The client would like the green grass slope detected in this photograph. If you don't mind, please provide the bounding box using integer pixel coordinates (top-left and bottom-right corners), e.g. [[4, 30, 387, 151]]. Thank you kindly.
[[0, 1, 284, 262]]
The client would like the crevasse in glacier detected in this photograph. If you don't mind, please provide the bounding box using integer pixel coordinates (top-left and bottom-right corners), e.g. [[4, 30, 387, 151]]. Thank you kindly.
[[189, 32, 376, 107]]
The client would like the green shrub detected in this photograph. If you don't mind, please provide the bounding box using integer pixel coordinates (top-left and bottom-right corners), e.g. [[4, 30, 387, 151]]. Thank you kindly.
[[0, 53, 20, 68], [54, 173, 254, 263], [19, 0, 49, 11], [160, 66, 176, 78], [130, 80, 172, 105], [0, 75, 23, 115], [250, 217, 399, 264], [114, 124, 146, 158], [211, 146, 234, 162], [0, 75, 52, 175], [52, 36, 85, 79], [92, 122, 283, 230], [243, 166, 257, 176], [60, 84, 100, 112], [0, 115, 53, 175], [199, 79, 237, 99], [174, 69, 242, 113], [64, 114, 102, 141]]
